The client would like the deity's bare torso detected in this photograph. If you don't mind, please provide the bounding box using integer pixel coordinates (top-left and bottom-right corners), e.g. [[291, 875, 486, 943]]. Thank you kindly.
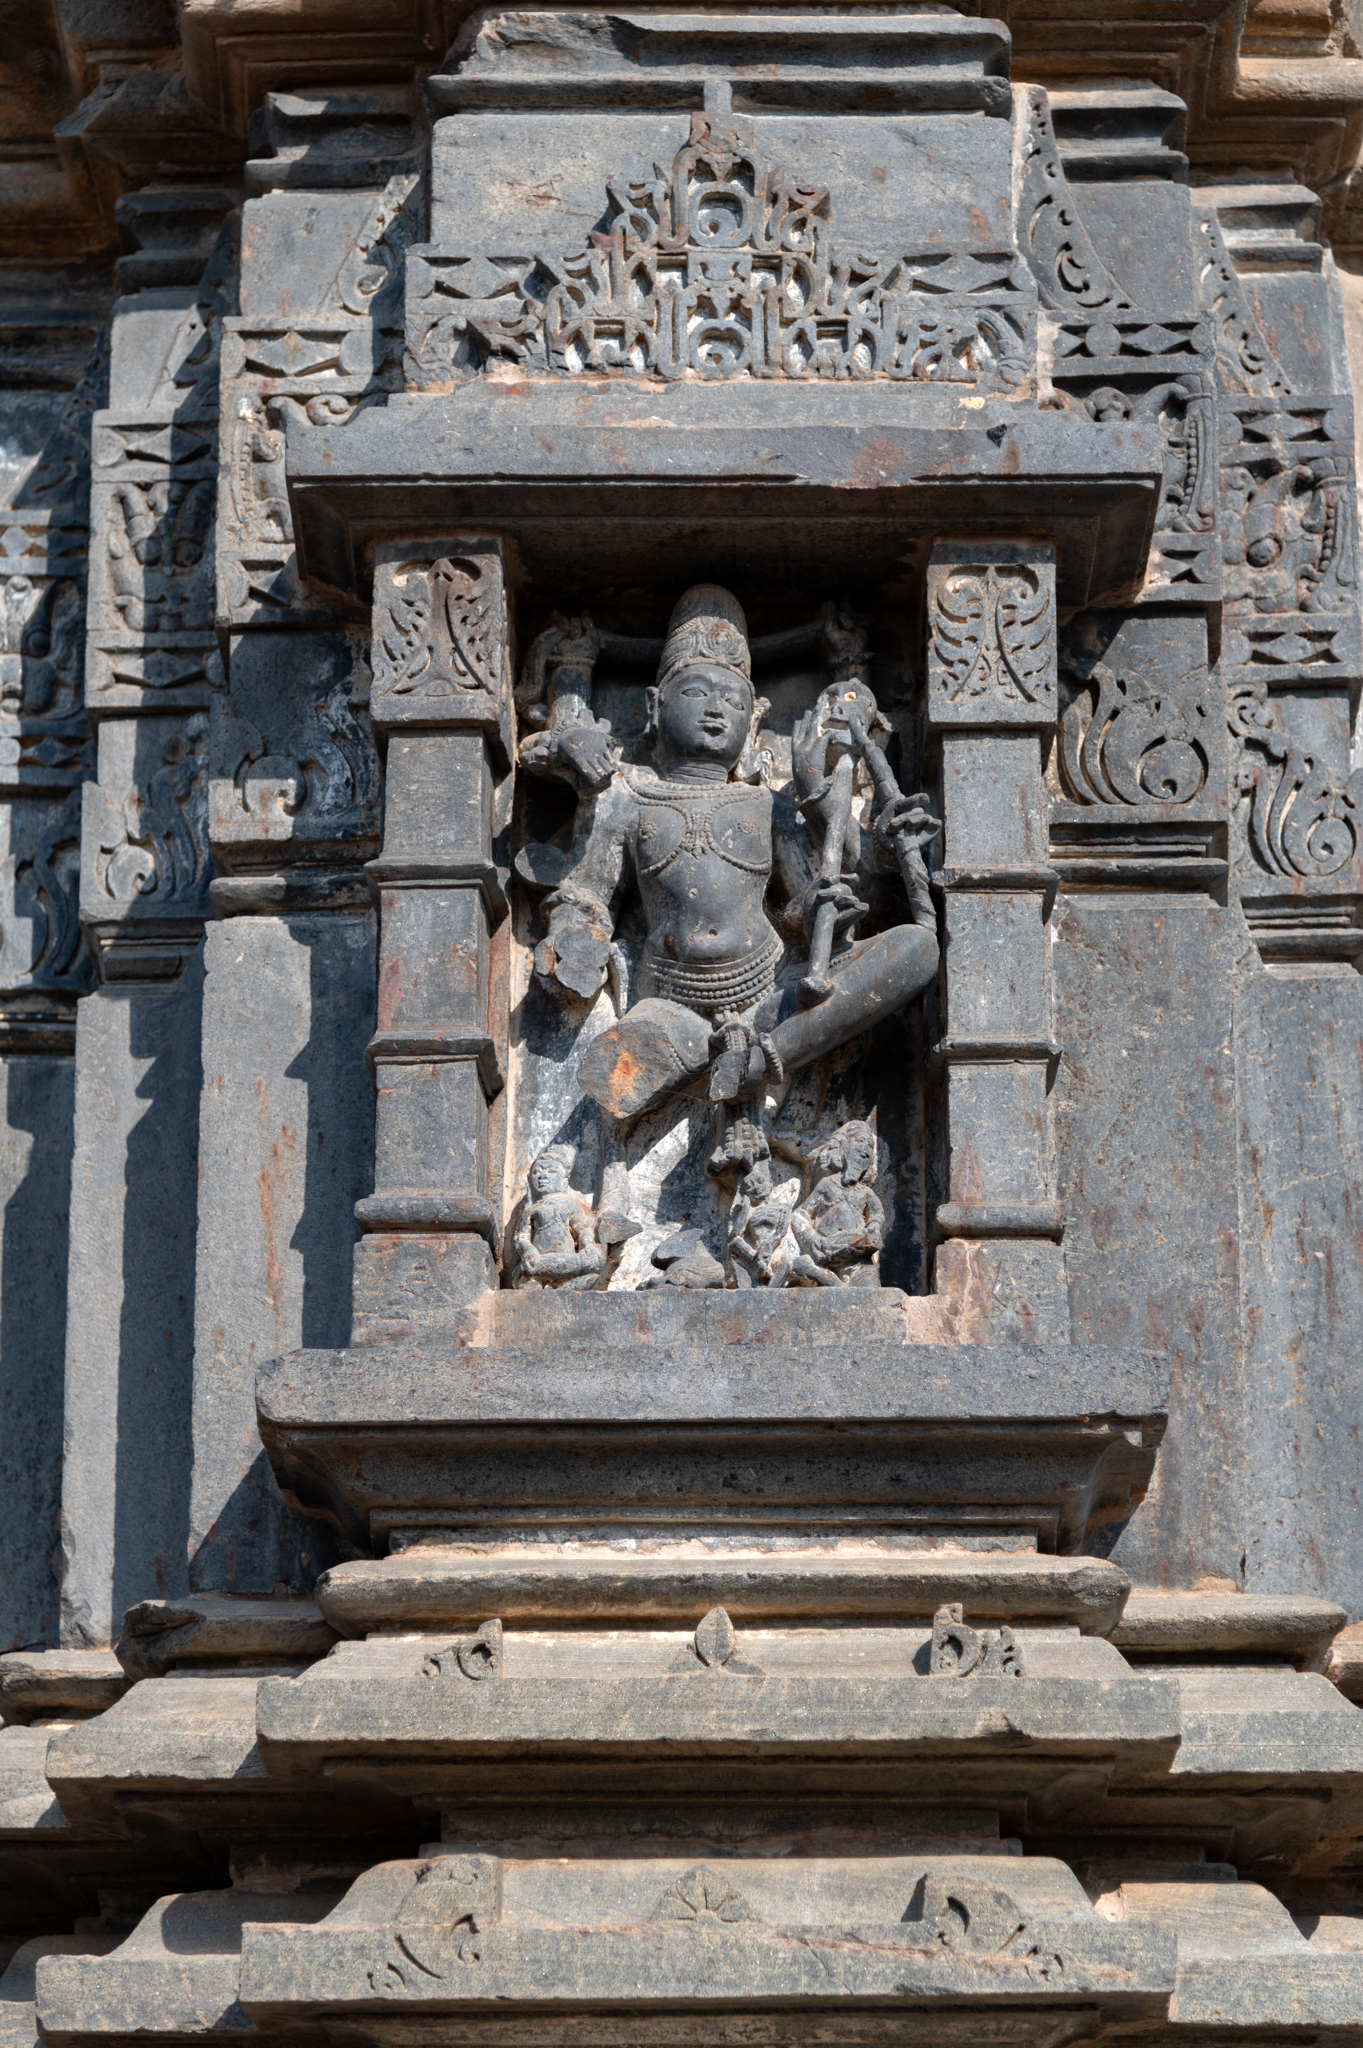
[[630, 773, 780, 1008]]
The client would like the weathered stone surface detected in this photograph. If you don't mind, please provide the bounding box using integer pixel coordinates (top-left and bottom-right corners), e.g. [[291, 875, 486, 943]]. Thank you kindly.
[[188, 912, 375, 1595], [61, 961, 204, 1647], [0, 1936, 121, 2048], [1112, 1591, 1347, 1667], [256, 1337, 1169, 1553], [0, 1651, 126, 1726], [115, 1595, 337, 1679], [255, 1629, 1181, 1787], [316, 1550, 1133, 1636], [36, 1890, 339, 2047], [238, 1848, 1176, 2023], [9, 3, 1363, 2033]]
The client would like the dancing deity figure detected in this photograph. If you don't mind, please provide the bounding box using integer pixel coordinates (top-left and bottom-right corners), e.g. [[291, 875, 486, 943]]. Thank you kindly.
[[522, 584, 940, 1283]]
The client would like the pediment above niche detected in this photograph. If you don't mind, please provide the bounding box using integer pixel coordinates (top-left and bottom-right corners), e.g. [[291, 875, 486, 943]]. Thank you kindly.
[[406, 112, 1036, 390]]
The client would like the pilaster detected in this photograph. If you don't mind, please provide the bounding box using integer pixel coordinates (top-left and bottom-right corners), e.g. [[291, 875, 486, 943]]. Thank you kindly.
[[351, 537, 512, 1340], [60, 191, 237, 1645], [186, 91, 409, 1593], [926, 540, 1067, 1340]]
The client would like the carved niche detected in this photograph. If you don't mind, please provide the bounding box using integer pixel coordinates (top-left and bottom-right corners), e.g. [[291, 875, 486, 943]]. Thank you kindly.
[[406, 112, 1036, 390], [506, 584, 941, 1293]]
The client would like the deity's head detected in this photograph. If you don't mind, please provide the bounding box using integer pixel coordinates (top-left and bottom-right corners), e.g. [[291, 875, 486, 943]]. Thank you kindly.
[[528, 1144, 573, 1197], [647, 584, 754, 769], [813, 1120, 877, 1186]]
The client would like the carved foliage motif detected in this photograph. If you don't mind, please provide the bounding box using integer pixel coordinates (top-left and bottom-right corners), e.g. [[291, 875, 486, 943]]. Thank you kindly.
[[928, 549, 1056, 723], [90, 717, 210, 909], [406, 114, 1033, 388], [1195, 211, 1291, 401], [1, 790, 91, 992], [1016, 88, 1136, 317], [655, 1867, 758, 1924], [373, 552, 503, 701], [1230, 683, 1362, 880], [1060, 659, 1212, 808], [226, 678, 378, 837]]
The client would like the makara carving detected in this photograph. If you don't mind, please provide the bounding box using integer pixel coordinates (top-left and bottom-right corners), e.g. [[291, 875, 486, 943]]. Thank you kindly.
[[407, 113, 1033, 388], [1221, 402, 1356, 619]]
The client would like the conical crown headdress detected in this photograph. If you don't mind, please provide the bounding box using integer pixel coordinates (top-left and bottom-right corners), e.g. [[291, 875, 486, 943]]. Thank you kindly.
[[657, 584, 751, 690]]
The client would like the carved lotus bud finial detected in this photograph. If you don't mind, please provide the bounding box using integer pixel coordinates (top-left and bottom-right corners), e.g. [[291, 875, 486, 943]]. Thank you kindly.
[[694, 1605, 737, 1667]]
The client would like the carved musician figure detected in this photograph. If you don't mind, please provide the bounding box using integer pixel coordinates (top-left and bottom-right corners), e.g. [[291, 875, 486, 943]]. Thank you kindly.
[[515, 583, 941, 1285]]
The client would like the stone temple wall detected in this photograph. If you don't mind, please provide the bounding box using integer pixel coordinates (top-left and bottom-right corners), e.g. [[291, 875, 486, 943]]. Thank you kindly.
[[5, 1, 1363, 2040]]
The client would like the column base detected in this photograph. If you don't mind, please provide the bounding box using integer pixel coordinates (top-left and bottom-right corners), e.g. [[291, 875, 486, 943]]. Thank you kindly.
[[351, 1233, 497, 1345]]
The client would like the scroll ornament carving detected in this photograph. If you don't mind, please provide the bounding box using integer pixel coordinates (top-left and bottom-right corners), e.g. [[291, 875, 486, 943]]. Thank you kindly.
[[1230, 683, 1362, 880], [1016, 87, 1136, 317], [929, 560, 1055, 710], [1060, 658, 1211, 808], [374, 555, 501, 698], [1194, 211, 1291, 401], [929, 1603, 1023, 1679], [421, 1618, 503, 1682], [335, 165, 421, 320], [408, 113, 1032, 387], [367, 1858, 502, 1993], [1, 789, 89, 989], [92, 718, 210, 906], [230, 679, 378, 831]]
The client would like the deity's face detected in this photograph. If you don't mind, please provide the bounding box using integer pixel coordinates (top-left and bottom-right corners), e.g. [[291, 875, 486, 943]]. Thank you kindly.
[[815, 1125, 876, 1184], [529, 1153, 569, 1196], [653, 663, 752, 767], [840, 1127, 877, 1183]]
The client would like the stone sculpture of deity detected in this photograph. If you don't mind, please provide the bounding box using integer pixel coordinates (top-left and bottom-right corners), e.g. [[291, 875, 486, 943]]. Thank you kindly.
[[514, 583, 941, 1288]]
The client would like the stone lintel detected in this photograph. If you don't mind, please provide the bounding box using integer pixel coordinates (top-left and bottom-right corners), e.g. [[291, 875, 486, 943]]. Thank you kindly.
[[285, 397, 1161, 605]]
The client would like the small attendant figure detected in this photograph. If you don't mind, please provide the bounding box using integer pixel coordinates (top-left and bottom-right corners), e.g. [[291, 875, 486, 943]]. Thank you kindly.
[[786, 1120, 884, 1287], [513, 1145, 607, 1290]]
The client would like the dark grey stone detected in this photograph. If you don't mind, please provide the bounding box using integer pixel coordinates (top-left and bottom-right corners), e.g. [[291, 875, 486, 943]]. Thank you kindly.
[[256, 1333, 1169, 1553]]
